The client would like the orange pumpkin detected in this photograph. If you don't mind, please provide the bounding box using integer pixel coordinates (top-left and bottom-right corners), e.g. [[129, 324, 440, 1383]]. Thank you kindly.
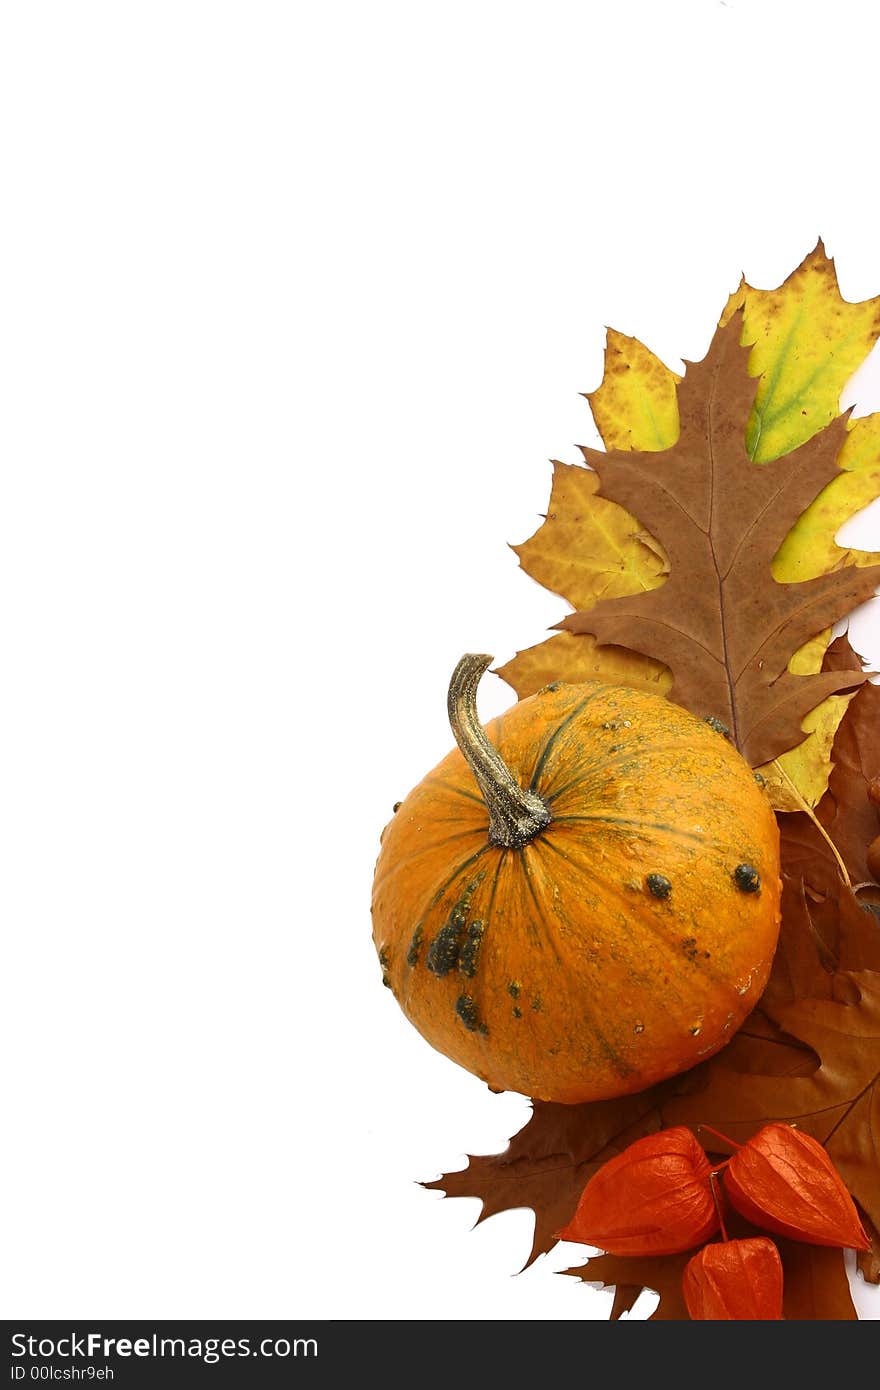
[[372, 655, 781, 1104]]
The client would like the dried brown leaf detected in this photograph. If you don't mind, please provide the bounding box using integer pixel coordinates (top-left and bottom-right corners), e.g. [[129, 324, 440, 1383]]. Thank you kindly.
[[563, 1249, 690, 1321], [664, 972, 880, 1232], [858, 1213, 880, 1285], [425, 851, 880, 1315], [556, 317, 879, 765], [776, 1239, 858, 1320], [816, 678, 880, 887], [423, 1088, 672, 1268], [564, 1220, 857, 1319]]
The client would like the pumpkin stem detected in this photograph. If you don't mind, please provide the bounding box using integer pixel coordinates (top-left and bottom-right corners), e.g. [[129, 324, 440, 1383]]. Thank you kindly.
[[448, 654, 552, 850]]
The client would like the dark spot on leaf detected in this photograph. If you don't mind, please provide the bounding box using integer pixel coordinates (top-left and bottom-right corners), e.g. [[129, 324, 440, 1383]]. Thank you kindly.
[[392, 801, 402, 813], [507, 980, 521, 998], [531, 995, 543, 1012], [512, 1006, 522, 1019], [704, 715, 731, 739], [753, 771, 766, 788], [646, 873, 672, 899]]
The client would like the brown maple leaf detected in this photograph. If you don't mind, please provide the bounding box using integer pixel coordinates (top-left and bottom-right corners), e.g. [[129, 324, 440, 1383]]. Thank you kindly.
[[556, 315, 879, 765]]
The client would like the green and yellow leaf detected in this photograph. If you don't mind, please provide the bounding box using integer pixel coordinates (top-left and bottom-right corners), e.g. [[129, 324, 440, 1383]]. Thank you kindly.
[[722, 239, 880, 464]]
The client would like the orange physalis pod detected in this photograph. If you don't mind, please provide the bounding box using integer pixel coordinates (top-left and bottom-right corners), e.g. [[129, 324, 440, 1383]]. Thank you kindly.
[[719, 1123, 870, 1251], [683, 1237, 783, 1320], [559, 1126, 719, 1256]]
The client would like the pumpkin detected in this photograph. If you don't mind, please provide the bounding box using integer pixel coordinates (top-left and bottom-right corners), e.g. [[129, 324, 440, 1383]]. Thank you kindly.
[[371, 655, 781, 1104]]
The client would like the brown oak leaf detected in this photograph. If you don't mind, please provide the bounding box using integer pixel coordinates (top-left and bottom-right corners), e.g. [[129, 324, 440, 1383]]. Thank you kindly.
[[556, 315, 879, 765]]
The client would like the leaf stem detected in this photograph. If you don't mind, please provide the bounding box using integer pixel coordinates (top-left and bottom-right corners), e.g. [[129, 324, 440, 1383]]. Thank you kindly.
[[770, 759, 852, 889]]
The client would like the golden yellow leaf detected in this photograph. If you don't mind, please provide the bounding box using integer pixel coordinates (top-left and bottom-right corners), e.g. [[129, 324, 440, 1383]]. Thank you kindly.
[[758, 690, 856, 811], [496, 631, 670, 703], [586, 329, 680, 452], [773, 413, 880, 580], [512, 462, 668, 610], [721, 241, 880, 464], [507, 456, 673, 699]]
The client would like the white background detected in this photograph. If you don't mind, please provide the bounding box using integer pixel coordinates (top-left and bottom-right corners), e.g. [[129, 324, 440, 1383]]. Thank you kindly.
[[2, 0, 879, 1320]]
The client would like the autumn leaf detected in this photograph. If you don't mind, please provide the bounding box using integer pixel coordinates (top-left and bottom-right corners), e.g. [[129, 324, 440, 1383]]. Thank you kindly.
[[494, 630, 670, 701], [756, 631, 860, 811], [589, 244, 880, 472], [423, 815, 880, 1315], [664, 972, 880, 1233], [510, 463, 668, 613], [562, 1218, 857, 1321], [585, 330, 681, 454], [556, 317, 879, 765], [859, 1215, 880, 1285], [816, 677, 880, 888], [721, 241, 880, 466], [504, 244, 880, 796], [775, 1239, 858, 1320], [563, 1248, 690, 1321], [421, 251, 880, 1321], [765, 872, 880, 1009], [423, 1087, 673, 1269], [773, 414, 880, 580]]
